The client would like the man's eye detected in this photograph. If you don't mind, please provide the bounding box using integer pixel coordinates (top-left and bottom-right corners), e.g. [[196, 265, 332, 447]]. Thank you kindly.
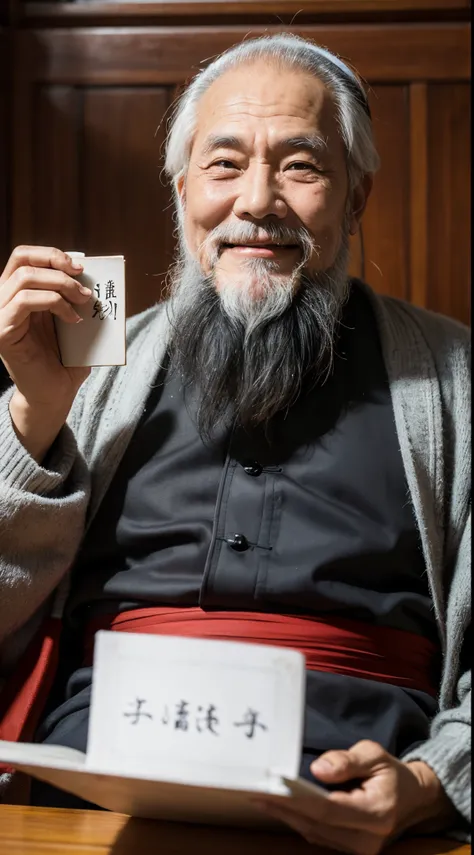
[[211, 160, 238, 169], [286, 162, 319, 172]]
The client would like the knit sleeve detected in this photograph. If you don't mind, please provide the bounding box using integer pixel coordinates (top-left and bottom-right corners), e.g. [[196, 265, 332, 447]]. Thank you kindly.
[[0, 385, 91, 645], [402, 508, 471, 839], [402, 689, 471, 838]]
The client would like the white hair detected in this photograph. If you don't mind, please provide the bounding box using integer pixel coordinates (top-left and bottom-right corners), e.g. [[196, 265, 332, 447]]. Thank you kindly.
[[164, 33, 380, 198]]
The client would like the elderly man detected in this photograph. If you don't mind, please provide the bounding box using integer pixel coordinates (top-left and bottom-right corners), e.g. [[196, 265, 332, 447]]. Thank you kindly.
[[0, 33, 470, 853]]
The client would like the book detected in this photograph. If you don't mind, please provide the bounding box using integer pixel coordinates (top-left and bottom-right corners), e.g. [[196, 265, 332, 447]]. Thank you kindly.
[[0, 632, 327, 827]]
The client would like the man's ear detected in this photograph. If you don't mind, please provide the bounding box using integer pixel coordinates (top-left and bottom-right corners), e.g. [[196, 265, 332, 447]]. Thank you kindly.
[[348, 174, 373, 235]]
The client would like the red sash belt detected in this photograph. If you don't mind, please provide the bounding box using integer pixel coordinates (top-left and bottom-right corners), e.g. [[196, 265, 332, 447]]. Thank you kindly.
[[84, 607, 439, 698], [0, 607, 439, 775]]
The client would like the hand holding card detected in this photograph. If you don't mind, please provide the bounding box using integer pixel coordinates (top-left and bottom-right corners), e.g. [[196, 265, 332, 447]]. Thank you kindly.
[[54, 254, 126, 367]]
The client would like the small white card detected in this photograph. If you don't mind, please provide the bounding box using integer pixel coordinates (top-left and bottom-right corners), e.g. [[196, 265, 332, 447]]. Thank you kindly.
[[54, 254, 126, 367], [87, 632, 305, 790]]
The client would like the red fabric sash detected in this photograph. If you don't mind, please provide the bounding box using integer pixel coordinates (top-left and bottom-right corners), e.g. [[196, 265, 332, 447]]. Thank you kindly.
[[0, 608, 439, 775], [0, 618, 62, 775], [84, 607, 439, 698]]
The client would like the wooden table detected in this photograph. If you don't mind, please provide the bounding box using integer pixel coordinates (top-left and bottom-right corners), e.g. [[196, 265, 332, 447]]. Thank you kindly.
[[0, 805, 470, 855]]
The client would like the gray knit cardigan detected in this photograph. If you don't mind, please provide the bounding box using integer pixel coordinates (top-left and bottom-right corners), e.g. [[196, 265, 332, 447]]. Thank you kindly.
[[0, 283, 471, 831]]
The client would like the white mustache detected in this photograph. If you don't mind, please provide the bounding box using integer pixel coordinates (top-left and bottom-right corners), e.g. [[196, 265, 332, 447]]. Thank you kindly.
[[200, 222, 317, 266]]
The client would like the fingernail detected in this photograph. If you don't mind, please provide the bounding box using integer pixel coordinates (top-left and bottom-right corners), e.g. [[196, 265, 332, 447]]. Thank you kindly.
[[78, 285, 91, 296], [75, 317, 83, 324], [72, 262, 83, 271]]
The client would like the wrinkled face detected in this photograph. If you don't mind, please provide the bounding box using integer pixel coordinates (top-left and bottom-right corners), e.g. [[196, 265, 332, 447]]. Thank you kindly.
[[178, 60, 366, 299]]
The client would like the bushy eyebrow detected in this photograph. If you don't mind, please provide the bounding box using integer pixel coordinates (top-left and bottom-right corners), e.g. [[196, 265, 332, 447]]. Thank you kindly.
[[200, 133, 328, 157], [284, 135, 328, 154], [200, 135, 243, 156]]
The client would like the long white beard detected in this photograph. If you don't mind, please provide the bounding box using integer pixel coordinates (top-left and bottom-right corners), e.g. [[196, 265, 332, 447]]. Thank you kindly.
[[165, 222, 351, 440]]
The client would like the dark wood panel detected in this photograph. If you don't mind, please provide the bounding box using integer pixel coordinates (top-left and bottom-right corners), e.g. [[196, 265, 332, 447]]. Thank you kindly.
[[12, 59, 36, 243], [362, 85, 410, 300], [347, 232, 363, 280], [32, 86, 81, 251], [426, 83, 470, 325], [0, 2, 15, 28], [9, 14, 471, 322], [21, 0, 472, 27], [81, 87, 173, 316], [16, 23, 470, 86], [0, 26, 12, 395], [0, 29, 9, 272], [409, 82, 428, 309]]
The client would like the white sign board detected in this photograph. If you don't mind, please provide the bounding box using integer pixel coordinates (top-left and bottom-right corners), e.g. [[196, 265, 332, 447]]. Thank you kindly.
[[87, 632, 304, 789]]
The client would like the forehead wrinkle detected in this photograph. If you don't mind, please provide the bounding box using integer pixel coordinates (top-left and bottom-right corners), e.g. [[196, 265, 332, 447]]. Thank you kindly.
[[202, 102, 325, 125], [192, 66, 344, 165], [199, 65, 329, 118]]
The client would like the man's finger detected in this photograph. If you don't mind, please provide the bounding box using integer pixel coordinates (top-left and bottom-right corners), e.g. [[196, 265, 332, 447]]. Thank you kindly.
[[0, 267, 90, 311], [0, 246, 83, 286], [253, 791, 375, 830], [254, 768, 400, 832], [0, 290, 83, 337], [252, 799, 381, 854]]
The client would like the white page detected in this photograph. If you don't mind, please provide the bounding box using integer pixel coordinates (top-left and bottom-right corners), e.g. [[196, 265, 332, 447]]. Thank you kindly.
[[87, 632, 305, 788], [0, 740, 86, 769], [0, 740, 328, 827], [54, 255, 126, 367]]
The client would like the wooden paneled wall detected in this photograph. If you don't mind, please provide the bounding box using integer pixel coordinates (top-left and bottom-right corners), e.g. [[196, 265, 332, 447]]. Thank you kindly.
[[3, 1, 471, 322], [0, 22, 11, 274]]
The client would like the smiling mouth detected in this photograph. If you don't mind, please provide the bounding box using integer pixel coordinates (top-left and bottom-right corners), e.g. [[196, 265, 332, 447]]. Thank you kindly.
[[220, 242, 299, 252]]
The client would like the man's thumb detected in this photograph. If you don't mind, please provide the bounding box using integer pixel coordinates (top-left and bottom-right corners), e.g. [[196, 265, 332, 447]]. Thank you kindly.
[[310, 740, 386, 783]]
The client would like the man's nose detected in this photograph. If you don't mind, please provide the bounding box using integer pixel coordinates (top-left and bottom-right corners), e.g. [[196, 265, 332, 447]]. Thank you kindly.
[[233, 164, 287, 220]]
